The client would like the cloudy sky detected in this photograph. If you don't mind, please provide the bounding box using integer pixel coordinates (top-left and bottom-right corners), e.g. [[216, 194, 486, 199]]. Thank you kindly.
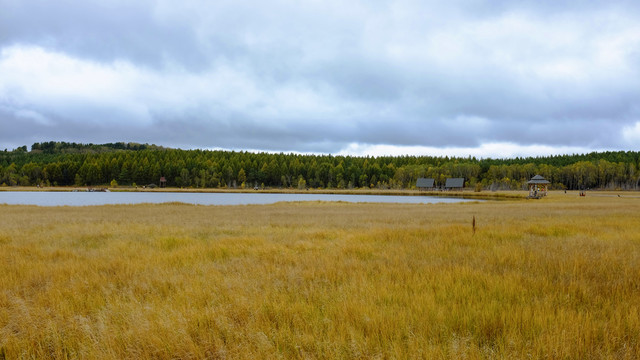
[[1, 0, 640, 158]]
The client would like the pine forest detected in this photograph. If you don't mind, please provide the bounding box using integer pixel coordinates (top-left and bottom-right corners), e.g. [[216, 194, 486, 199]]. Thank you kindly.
[[2, 141, 640, 191]]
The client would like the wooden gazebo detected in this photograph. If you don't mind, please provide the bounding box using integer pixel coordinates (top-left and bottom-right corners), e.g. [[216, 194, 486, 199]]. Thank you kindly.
[[159, 176, 167, 188], [527, 175, 550, 198]]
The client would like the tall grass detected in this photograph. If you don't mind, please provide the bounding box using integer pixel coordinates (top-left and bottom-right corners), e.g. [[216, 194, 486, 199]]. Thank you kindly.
[[1, 193, 639, 358]]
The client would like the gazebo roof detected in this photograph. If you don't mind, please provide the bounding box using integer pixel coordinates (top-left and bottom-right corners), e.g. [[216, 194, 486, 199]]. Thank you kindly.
[[527, 175, 550, 184]]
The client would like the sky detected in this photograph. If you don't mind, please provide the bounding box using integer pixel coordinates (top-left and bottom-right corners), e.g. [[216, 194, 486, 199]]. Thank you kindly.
[[1, 0, 640, 158]]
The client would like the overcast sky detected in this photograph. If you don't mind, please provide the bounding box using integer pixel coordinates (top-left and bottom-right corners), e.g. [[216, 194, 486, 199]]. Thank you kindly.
[[1, 1, 640, 158]]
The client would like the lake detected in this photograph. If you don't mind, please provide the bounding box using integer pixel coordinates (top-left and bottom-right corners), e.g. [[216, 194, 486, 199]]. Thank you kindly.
[[0, 191, 478, 206]]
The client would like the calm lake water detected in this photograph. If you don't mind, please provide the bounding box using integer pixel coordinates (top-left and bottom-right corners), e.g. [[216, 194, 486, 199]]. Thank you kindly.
[[0, 191, 478, 206]]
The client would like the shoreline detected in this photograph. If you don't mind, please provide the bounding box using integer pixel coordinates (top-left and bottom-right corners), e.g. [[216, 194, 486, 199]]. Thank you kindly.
[[3, 186, 639, 201]]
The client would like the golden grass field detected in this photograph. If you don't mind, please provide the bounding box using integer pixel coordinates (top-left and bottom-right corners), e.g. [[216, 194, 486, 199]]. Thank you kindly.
[[1, 192, 639, 359]]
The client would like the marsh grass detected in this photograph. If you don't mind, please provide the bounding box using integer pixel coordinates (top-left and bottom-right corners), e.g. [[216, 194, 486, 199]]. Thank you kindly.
[[1, 193, 640, 358]]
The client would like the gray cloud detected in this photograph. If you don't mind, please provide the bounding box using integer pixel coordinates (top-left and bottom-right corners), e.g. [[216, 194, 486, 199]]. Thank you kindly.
[[1, 0, 640, 155], [0, 0, 206, 69]]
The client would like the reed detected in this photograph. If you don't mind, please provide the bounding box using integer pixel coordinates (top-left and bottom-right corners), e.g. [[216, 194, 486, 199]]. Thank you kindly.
[[1, 193, 639, 358]]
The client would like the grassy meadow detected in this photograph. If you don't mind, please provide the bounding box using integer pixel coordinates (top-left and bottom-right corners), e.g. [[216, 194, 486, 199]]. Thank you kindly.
[[1, 192, 640, 359]]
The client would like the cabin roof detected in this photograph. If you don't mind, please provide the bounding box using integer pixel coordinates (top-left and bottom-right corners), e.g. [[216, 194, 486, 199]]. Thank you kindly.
[[445, 178, 464, 188], [416, 178, 435, 188]]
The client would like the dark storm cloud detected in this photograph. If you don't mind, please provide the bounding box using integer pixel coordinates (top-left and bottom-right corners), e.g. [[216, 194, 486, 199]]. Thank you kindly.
[[1, 0, 640, 156]]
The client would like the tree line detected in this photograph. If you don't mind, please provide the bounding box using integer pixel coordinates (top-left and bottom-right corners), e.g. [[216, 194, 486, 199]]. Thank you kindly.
[[1, 142, 639, 190]]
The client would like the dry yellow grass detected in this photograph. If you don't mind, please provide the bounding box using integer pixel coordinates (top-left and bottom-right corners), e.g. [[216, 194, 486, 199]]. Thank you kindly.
[[1, 192, 640, 359]]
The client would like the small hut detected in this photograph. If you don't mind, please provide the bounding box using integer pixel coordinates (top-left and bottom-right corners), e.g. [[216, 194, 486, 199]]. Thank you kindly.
[[527, 175, 550, 198], [159, 176, 167, 188], [416, 178, 435, 191], [444, 178, 465, 191]]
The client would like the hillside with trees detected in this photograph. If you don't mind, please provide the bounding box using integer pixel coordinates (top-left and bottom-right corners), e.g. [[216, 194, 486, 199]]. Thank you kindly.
[[1, 142, 639, 190]]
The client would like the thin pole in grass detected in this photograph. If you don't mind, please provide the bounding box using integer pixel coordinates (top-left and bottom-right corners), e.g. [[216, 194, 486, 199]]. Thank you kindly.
[[472, 215, 476, 236]]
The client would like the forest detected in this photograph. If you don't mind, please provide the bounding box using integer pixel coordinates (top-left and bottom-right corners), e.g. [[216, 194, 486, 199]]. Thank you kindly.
[[1, 141, 640, 190]]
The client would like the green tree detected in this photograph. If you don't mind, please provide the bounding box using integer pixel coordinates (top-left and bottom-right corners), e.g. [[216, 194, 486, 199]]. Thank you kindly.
[[238, 168, 247, 185], [178, 168, 190, 187], [297, 176, 307, 190], [75, 173, 83, 187]]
